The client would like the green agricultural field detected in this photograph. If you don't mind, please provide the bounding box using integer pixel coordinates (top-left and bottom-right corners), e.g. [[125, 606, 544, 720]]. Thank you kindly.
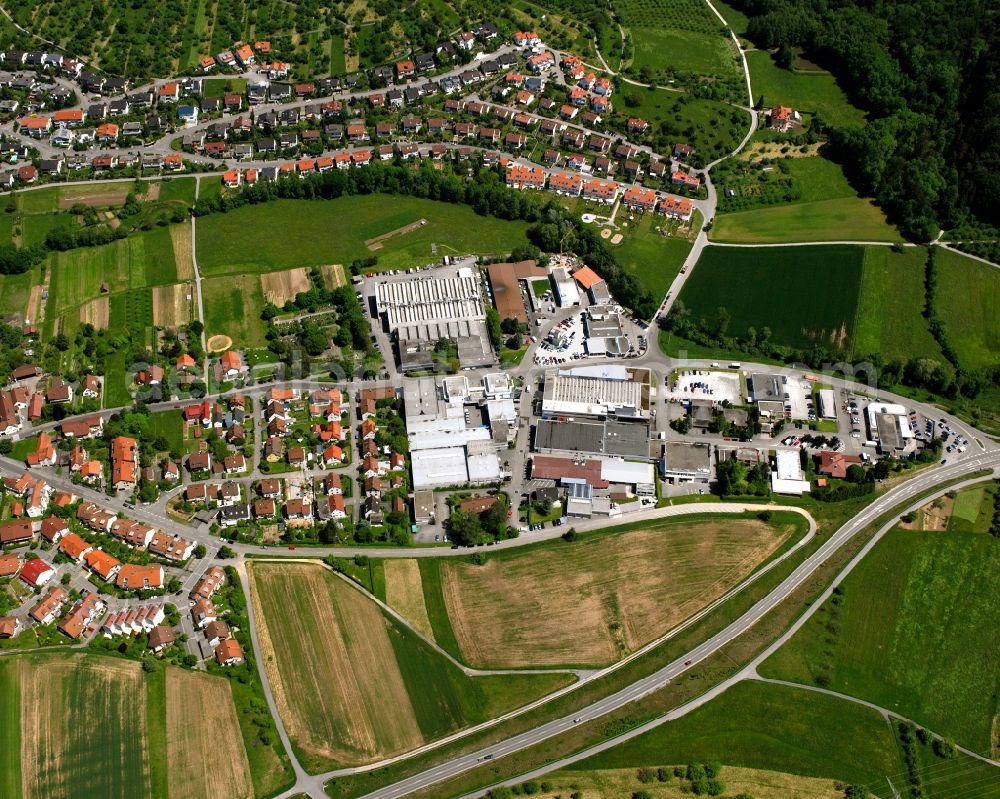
[[677, 244, 864, 350], [202, 274, 268, 348], [716, 155, 863, 214], [784, 157, 860, 203], [17, 654, 152, 798], [615, 210, 701, 299], [102, 350, 133, 408], [573, 681, 902, 789], [196, 195, 532, 276], [20, 212, 73, 247], [761, 528, 1000, 755], [851, 246, 944, 362], [711, 196, 899, 243], [746, 50, 867, 126], [935, 248, 1000, 370], [0, 658, 20, 799]]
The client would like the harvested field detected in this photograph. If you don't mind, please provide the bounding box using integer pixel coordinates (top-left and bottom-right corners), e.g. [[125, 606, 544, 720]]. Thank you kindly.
[[440, 518, 792, 668], [79, 296, 110, 329], [319, 263, 346, 290], [384, 559, 435, 641], [899, 495, 953, 531], [247, 562, 423, 766], [364, 218, 427, 249], [57, 187, 129, 209], [261, 267, 311, 307], [169, 224, 194, 280], [207, 334, 233, 352], [144, 182, 161, 201], [20, 653, 150, 798], [152, 283, 193, 327], [166, 668, 252, 799]]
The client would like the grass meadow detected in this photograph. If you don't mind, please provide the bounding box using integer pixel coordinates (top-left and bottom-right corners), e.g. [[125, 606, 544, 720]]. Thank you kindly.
[[202, 274, 269, 348], [615, 210, 701, 298], [936, 248, 1000, 370], [677, 244, 865, 350], [630, 27, 736, 76], [851, 246, 944, 362], [761, 528, 1000, 755], [571, 680, 901, 789], [746, 50, 867, 126], [710, 196, 899, 243], [196, 196, 531, 276]]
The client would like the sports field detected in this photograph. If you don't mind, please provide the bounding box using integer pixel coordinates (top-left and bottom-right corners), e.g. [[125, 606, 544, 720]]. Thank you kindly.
[[18, 654, 152, 798], [404, 514, 798, 668], [196, 196, 531, 277], [710, 196, 898, 243], [572, 680, 901, 788], [746, 50, 867, 126], [679, 244, 865, 351], [935, 248, 1000, 370], [246, 562, 571, 771], [852, 246, 944, 362], [165, 669, 253, 799], [761, 528, 1000, 756]]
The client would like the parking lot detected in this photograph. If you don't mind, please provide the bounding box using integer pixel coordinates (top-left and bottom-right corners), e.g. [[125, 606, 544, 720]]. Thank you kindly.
[[665, 369, 742, 406], [534, 313, 588, 365]]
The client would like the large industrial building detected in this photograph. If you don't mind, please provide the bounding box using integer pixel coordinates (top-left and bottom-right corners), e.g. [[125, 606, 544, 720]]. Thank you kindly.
[[376, 268, 495, 370], [403, 375, 509, 490], [771, 448, 810, 495], [660, 442, 712, 483], [541, 365, 650, 420], [486, 260, 549, 323], [865, 401, 915, 454], [534, 418, 651, 459]]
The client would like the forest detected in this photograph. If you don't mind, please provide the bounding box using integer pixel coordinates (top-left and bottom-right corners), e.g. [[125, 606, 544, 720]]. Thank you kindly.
[[732, 0, 1000, 241]]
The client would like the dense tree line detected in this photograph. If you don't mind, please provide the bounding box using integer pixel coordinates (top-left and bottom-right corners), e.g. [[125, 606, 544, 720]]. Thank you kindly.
[[199, 161, 659, 319], [733, 0, 1000, 240], [0, 243, 46, 275]]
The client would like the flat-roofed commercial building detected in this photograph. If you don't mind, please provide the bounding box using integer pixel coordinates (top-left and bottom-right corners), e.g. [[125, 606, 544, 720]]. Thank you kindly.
[[486, 260, 548, 323], [660, 441, 712, 483], [535, 418, 650, 459], [541, 366, 649, 419]]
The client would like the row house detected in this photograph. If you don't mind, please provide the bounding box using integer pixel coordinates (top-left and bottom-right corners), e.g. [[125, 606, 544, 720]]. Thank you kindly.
[[58, 592, 106, 639], [505, 164, 546, 190]]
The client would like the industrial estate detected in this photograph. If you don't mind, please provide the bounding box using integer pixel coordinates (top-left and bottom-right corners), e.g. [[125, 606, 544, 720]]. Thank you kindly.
[[0, 2, 997, 799]]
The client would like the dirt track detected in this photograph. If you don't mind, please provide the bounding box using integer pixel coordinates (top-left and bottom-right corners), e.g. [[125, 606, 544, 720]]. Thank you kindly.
[[364, 218, 427, 249]]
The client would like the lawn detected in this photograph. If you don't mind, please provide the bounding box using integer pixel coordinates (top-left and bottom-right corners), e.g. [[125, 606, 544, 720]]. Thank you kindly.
[[761, 528, 1000, 755], [196, 196, 532, 276], [851, 245, 944, 362], [571, 680, 901, 790], [615, 210, 701, 299], [202, 274, 269, 348], [935, 248, 1000, 370], [710, 196, 899, 243], [246, 562, 571, 771], [631, 27, 737, 77], [746, 49, 867, 126], [148, 410, 185, 454], [398, 513, 802, 669], [154, 177, 197, 205], [330, 36, 346, 74], [21, 211, 74, 246], [678, 244, 865, 350], [201, 78, 247, 98]]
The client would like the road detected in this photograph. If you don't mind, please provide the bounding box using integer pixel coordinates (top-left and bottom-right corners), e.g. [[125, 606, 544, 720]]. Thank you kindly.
[[335, 454, 999, 799]]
